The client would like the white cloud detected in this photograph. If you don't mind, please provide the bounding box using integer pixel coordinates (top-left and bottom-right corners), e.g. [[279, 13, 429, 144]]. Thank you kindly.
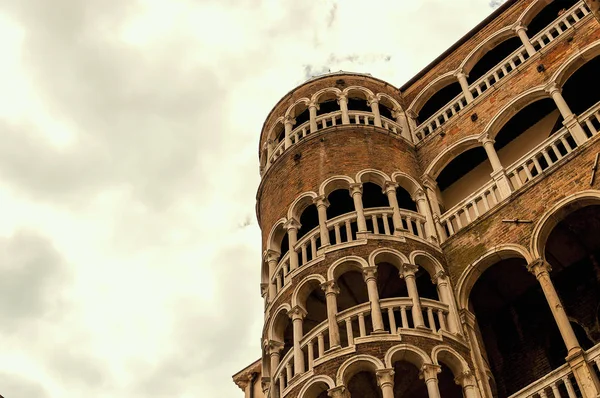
[[0, 0, 499, 396]]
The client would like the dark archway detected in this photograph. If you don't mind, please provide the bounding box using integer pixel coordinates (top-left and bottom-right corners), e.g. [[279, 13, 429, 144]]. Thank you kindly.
[[392, 361, 428, 398], [418, 82, 462, 125], [526, 0, 578, 38], [562, 54, 600, 117], [468, 36, 522, 84], [362, 182, 389, 209], [347, 371, 382, 398]]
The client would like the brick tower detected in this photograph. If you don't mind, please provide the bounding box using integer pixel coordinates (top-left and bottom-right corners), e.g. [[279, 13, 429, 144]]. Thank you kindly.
[[233, 1, 600, 397]]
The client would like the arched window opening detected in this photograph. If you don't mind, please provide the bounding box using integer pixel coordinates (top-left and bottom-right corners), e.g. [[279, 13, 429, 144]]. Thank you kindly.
[[415, 268, 439, 301], [272, 311, 294, 361], [395, 186, 417, 212], [391, 361, 428, 398], [347, 371, 382, 398], [279, 232, 289, 257], [273, 122, 285, 145], [298, 204, 319, 240], [437, 147, 490, 212], [362, 182, 389, 209], [377, 262, 408, 300], [337, 270, 369, 312], [470, 257, 563, 396], [302, 285, 327, 336], [526, 0, 578, 38], [468, 37, 522, 84], [291, 102, 310, 129], [327, 189, 354, 219], [417, 82, 462, 125], [437, 364, 464, 398], [316, 92, 340, 117], [545, 204, 600, 347], [378, 97, 395, 121], [562, 55, 600, 116], [347, 90, 371, 113], [303, 382, 330, 398]]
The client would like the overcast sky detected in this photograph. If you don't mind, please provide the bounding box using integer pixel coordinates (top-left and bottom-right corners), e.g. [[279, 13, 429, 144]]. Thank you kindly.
[[0, 1, 504, 397]]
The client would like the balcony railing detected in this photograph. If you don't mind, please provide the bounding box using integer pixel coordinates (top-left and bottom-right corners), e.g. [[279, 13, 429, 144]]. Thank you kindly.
[[440, 100, 600, 241], [412, 0, 590, 144], [272, 297, 451, 396]]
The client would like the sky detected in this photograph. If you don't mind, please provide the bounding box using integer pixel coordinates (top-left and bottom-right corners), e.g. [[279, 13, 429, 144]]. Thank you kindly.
[[0, 1, 505, 397]]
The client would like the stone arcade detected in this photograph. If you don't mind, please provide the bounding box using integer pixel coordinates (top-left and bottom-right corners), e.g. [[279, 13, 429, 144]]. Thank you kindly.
[[233, 1, 600, 397]]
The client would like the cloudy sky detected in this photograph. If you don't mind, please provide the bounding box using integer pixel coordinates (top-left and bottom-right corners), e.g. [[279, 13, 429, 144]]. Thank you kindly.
[[0, 0, 505, 397]]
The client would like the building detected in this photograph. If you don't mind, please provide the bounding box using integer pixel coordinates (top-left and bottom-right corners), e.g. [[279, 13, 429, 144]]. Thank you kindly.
[[233, 0, 600, 397]]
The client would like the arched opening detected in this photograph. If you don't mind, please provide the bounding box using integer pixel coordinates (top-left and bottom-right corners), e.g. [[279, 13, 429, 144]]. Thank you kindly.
[[526, 0, 578, 38], [378, 96, 396, 121], [417, 81, 462, 125], [347, 371, 381, 398], [391, 361, 428, 398], [271, 121, 285, 145], [437, 364, 464, 398], [337, 270, 369, 312], [272, 309, 294, 362], [562, 54, 600, 117], [298, 204, 319, 240], [279, 232, 289, 257], [468, 36, 522, 84], [436, 146, 490, 212], [377, 262, 408, 300], [469, 257, 564, 396], [315, 92, 340, 116], [544, 204, 600, 347], [302, 381, 330, 398], [396, 186, 417, 212], [415, 267, 439, 301], [327, 189, 354, 219], [297, 280, 328, 336], [290, 102, 310, 130], [347, 89, 371, 113], [362, 182, 389, 209]]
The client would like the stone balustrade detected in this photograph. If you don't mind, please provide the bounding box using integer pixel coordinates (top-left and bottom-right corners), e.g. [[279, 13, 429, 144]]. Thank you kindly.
[[530, 2, 590, 52]]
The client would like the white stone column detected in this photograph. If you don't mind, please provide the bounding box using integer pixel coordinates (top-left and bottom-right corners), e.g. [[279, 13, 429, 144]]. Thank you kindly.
[[265, 249, 280, 301], [268, 341, 284, 379], [455, 70, 474, 103], [350, 183, 368, 233], [321, 281, 341, 349], [313, 195, 331, 247], [460, 310, 494, 398], [514, 24, 536, 57], [432, 270, 460, 334], [414, 188, 437, 243], [420, 364, 442, 398], [401, 264, 425, 328], [368, 97, 383, 127], [289, 306, 306, 376], [480, 135, 512, 199], [309, 102, 318, 133], [338, 94, 350, 124], [284, 116, 295, 149], [393, 109, 413, 142], [384, 182, 404, 235], [376, 369, 395, 398], [285, 219, 300, 271], [363, 267, 386, 333], [406, 109, 418, 130], [546, 83, 588, 145], [266, 139, 275, 164], [455, 370, 480, 398], [422, 176, 447, 240]]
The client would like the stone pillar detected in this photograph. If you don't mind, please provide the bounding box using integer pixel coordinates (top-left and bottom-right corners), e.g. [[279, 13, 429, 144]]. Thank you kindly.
[[376, 369, 395, 398], [368, 97, 383, 127], [420, 364, 442, 398], [268, 341, 284, 379], [546, 83, 588, 145], [266, 139, 274, 164], [432, 270, 460, 334], [401, 263, 425, 328], [321, 281, 341, 349], [309, 102, 318, 133], [455, 370, 480, 398], [460, 310, 494, 398], [350, 183, 368, 233], [289, 306, 306, 376], [384, 182, 404, 235], [455, 71, 474, 103], [285, 219, 300, 271], [284, 116, 295, 149], [265, 249, 280, 301], [327, 385, 348, 398], [480, 135, 511, 199], [393, 109, 413, 142], [338, 94, 350, 124], [313, 195, 331, 246], [363, 267, 386, 333], [406, 109, 418, 132], [414, 188, 438, 242], [514, 24, 536, 57]]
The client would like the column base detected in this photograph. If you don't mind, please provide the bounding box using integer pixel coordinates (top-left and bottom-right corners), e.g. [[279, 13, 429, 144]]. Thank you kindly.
[[372, 329, 390, 335], [567, 348, 600, 398]]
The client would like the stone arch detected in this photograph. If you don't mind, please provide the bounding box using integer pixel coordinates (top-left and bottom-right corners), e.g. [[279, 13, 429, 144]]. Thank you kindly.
[[312, 87, 343, 104], [266, 218, 288, 253], [327, 255, 369, 281], [551, 39, 600, 88], [424, 136, 482, 179], [266, 116, 286, 143], [287, 192, 318, 222], [517, 0, 553, 27], [336, 354, 385, 386], [530, 190, 600, 260], [266, 303, 292, 341], [297, 375, 335, 398], [459, 26, 517, 74], [407, 71, 458, 116], [291, 274, 327, 309], [431, 345, 471, 376], [390, 171, 422, 198], [355, 168, 391, 189], [409, 250, 445, 277], [368, 247, 409, 273], [481, 85, 549, 141], [376, 92, 403, 112], [343, 85, 375, 100], [284, 98, 311, 119], [456, 244, 533, 309], [384, 343, 433, 369], [319, 175, 355, 197]]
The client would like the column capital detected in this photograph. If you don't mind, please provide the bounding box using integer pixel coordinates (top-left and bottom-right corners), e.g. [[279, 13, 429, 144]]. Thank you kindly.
[[391, 108, 403, 119], [512, 22, 527, 33], [284, 218, 301, 231], [376, 368, 396, 388], [453, 69, 469, 79], [454, 369, 477, 387], [384, 181, 399, 194], [267, 340, 285, 354], [431, 270, 449, 285], [367, 96, 379, 106], [406, 109, 418, 119], [313, 195, 330, 208], [337, 93, 348, 102], [308, 100, 319, 110], [401, 263, 419, 278], [362, 266, 378, 281], [284, 115, 296, 125], [421, 174, 438, 190], [459, 308, 477, 327], [527, 258, 552, 278], [544, 82, 562, 96], [349, 182, 363, 196], [289, 305, 308, 320], [321, 280, 340, 295], [478, 133, 495, 145], [260, 283, 269, 298], [264, 249, 281, 263], [327, 385, 347, 398], [419, 364, 441, 381]]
